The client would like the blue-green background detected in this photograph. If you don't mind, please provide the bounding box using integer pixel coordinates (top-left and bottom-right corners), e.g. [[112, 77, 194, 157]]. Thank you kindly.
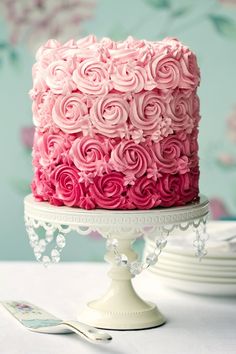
[[0, 0, 236, 260]]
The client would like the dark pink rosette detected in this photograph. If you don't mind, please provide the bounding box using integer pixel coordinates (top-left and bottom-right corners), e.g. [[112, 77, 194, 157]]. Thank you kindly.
[[128, 176, 161, 209], [179, 170, 199, 204], [89, 172, 127, 209], [130, 91, 169, 135], [158, 174, 181, 207], [70, 136, 109, 175], [50, 165, 84, 207], [152, 133, 191, 174], [110, 140, 152, 181], [52, 93, 89, 134], [90, 94, 129, 138]]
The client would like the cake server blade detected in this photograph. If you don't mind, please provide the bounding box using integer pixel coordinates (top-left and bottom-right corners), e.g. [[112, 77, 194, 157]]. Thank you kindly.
[[1, 301, 112, 343]]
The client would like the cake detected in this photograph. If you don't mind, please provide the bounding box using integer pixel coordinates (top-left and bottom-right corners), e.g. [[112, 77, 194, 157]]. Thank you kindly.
[[30, 35, 200, 210]]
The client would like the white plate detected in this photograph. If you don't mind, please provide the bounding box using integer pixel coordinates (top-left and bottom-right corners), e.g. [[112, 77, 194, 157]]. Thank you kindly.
[[153, 272, 236, 296], [146, 221, 236, 259], [149, 267, 236, 283], [151, 262, 236, 278], [144, 244, 236, 272]]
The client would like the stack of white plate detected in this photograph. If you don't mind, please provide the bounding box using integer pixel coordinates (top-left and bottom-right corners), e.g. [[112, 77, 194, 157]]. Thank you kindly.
[[144, 222, 236, 296]]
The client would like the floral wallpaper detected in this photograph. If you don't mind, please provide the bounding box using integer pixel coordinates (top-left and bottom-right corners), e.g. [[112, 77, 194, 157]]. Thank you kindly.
[[0, 0, 236, 260]]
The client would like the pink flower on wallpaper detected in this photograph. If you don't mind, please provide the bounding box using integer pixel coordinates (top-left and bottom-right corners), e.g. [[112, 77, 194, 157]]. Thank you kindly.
[[227, 107, 236, 142], [219, 0, 236, 6], [209, 198, 231, 219], [1, 0, 96, 50], [21, 126, 35, 149]]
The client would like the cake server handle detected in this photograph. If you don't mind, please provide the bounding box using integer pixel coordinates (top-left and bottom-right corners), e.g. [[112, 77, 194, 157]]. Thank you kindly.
[[60, 321, 112, 343]]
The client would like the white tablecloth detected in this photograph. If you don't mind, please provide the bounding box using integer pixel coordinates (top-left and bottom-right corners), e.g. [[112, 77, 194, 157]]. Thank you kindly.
[[0, 262, 235, 354]]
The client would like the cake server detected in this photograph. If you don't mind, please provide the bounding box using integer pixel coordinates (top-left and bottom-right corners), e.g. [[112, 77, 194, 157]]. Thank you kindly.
[[1, 301, 112, 344]]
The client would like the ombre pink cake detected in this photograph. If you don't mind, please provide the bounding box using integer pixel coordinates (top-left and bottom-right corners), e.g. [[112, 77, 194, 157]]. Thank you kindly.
[[30, 35, 200, 210]]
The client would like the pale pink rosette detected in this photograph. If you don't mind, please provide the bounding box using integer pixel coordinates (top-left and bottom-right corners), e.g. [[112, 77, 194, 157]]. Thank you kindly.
[[110, 62, 147, 93], [130, 91, 169, 135], [167, 91, 194, 132], [45, 59, 76, 94], [90, 94, 129, 138], [70, 136, 109, 175], [128, 176, 161, 209], [72, 58, 111, 95], [50, 164, 84, 207], [110, 141, 152, 180], [52, 93, 89, 133], [89, 172, 127, 209], [179, 48, 200, 90], [147, 51, 181, 90], [152, 133, 191, 174], [32, 91, 55, 129]]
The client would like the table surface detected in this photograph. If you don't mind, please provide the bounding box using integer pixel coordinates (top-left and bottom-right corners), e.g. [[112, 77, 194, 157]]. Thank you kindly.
[[0, 262, 235, 354]]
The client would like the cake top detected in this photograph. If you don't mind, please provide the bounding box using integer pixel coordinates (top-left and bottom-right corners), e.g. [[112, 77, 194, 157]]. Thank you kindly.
[[31, 35, 200, 97]]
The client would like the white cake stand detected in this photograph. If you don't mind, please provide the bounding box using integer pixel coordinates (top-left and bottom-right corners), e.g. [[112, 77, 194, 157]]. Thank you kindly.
[[24, 194, 209, 330]]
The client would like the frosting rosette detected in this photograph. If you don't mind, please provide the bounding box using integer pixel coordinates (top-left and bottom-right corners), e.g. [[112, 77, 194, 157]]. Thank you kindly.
[[32, 91, 55, 129], [89, 172, 127, 209], [70, 136, 109, 175], [90, 94, 129, 138], [152, 133, 190, 174], [130, 91, 169, 135], [148, 51, 181, 90], [128, 176, 161, 209], [158, 174, 182, 207], [45, 59, 76, 94], [35, 130, 73, 168], [50, 164, 84, 207], [52, 93, 89, 133], [72, 58, 111, 95], [110, 62, 147, 93], [167, 91, 194, 132], [110, 140, 152, 181]]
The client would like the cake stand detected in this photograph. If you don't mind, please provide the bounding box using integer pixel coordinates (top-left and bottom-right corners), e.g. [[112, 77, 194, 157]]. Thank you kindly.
[[24, 194, 209, 330]]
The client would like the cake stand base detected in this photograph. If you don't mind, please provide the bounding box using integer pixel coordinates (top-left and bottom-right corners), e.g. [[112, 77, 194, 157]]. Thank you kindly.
[[79, 280, 165, 330], [24, 194, 209, 331]]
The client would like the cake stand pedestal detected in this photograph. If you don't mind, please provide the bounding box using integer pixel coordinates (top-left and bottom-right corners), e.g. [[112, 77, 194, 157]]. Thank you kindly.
[[24, 194, 209, 330]]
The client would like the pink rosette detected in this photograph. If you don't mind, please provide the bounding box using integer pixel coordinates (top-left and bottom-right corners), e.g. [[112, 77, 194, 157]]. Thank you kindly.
[[45, 59, 76, 94], [179, 49, 200, 90], [178, 171, 199, 204], [110, 141, 152, 180], [167, 91, 194, 132], [130, 91, 168, 135], [147, 51, 181, 90], [152, 133, 191, 174], [76, 35, 97, 48], [70, 136, 109, 174], [36, 130, 72, 167], [128, 176, 161, 209], [89, 172, 127, 209], [32, 91, 55, 129], [72, 58, 111, 95], [36, 39, 61, 62], [32, 167, 62, 206], [158, 174, 182, 207], [110, 62, 146, 93], [90, 94, 129, 138], [50, 164, 84, 207], [52, 93, 89, 133]]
